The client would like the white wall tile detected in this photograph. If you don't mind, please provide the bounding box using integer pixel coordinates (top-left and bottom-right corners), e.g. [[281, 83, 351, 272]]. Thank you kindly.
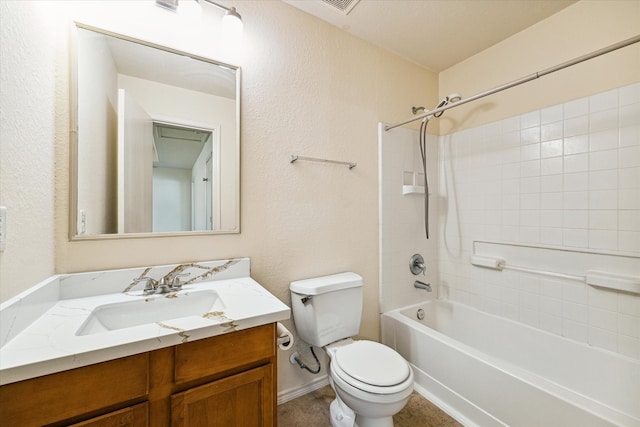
[[502, 116, 520, 133], [619, 231, 640, 252], [618, 188, 640, 209], [589, 189, 617, 210], [619, 125, 640, 148], [590, 109, 618, 133], [540, 312, 563, 335], [563, 191, 588, 209], [541, 210, 563, 226], [620, 103, 640, 127], [563, 319, 588, 343], [565, 115, 589, 137], [541, 105, 563, 124], [589, 229, 618, 251], [521, 127, 541, 145], [565, 154, 589, 173], [589, 210, 617, 230], [618, 167, 639, 189], [588, 286, 618, 311], [541, 157, 563, 175], [563, 228, 588, 247], [541, 174, 563, 192], [541, 139, 563, 158], [619, 210, 640, 231], [618, 82, 640, 107], [619, 145, 640, 168], [588, 327, 617, 352], [521, 111, 541, 129], [421, 85, 640, 358], [589, 307, 618, 331], [618, 293, 640, 316], [589, 149, 618, 171], [541, 193, 563, 210], [564, 172, 588, 192], [521, 143, 540, 160], [590, 129, 618, 151], [564, 98, 589, 118], [563, 210, 588, 228], [589, 169, 617, 190], [540, 227, 563, 245], [564, 135, 588, 155], [618, 314, 639, 338], [590, 89, 618, 112], [618, 335, 640, 359], [541, 123, 563, 142], [562, 283, 587, 304]]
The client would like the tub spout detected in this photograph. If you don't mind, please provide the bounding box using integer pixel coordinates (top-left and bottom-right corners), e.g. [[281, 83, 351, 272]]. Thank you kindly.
[[414, 280, 432, 292]]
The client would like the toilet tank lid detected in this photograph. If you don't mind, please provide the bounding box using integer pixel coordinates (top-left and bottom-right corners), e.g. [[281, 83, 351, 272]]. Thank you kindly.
[[290, 272, 363, 295]]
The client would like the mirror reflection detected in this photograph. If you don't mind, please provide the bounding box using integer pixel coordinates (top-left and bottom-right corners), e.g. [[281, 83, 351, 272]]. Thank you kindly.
[[72, 25, 240, 238]]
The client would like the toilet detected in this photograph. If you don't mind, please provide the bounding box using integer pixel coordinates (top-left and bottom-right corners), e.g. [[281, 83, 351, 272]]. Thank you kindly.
[[290, 272, 414, 427]]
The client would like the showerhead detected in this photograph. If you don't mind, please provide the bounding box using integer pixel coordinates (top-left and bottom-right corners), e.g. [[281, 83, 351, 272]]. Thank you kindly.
[[433, 93, 462, 117], [412, 93, 462, 117], [447, 93, 462, 103]]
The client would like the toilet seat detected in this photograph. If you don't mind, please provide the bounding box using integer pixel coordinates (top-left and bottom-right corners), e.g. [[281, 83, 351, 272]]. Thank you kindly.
[[330, 340, 412, 395]]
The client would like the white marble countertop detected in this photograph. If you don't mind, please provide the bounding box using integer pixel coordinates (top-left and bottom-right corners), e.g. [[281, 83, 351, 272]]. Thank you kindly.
[[0, 258, 290, 385]]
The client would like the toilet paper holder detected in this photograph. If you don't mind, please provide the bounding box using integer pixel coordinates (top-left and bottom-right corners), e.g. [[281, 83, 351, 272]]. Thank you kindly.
[[276, 322, 294, 350]]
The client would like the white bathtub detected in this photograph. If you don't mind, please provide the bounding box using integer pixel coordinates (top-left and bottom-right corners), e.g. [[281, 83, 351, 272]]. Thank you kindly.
[[381, 300, 640, 427]]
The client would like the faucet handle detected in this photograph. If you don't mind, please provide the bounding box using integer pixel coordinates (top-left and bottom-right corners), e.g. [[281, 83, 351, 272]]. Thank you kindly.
[[133, 277, 157, 294], [170, 273, 190, 290], [409, 254, 426, 275]]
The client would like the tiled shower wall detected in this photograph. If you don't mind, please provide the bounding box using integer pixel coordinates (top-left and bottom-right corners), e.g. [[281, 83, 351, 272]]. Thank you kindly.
[[437, 83, 640, 359]]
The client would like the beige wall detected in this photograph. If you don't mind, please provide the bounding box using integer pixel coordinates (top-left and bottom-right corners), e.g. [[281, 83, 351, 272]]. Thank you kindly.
[[439, 0, 640, 135], [0, 0, 437, 394]]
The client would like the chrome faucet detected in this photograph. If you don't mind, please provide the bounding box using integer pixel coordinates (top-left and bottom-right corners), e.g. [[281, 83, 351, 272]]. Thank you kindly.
[[409, 254, 426, 275], [157, 273, 189, 293], [133, 277, 158, 295], [414, 280, 432, 292], [134, 273, 189, 295]]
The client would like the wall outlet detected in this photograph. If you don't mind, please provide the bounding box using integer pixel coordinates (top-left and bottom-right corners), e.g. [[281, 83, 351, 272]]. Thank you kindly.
[[0, 206, 6, 252]]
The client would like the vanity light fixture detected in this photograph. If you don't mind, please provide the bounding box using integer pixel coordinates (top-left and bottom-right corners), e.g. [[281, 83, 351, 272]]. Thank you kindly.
[[155, 0, 243, 34]]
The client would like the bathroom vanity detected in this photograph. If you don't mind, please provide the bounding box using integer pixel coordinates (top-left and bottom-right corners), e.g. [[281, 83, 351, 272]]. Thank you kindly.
[[0, 259, 289, 426], [2, 324, 275, 426]]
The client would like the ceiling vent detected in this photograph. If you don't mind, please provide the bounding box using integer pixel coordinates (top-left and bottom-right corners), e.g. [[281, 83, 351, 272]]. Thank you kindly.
[[319, 0, 361, 15]]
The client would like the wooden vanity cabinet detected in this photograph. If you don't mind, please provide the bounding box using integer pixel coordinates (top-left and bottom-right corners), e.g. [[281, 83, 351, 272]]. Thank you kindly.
[[0, 323, 277, 427]]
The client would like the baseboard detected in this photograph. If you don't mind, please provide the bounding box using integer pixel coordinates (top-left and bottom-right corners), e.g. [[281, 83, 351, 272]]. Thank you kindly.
[[277, 375, 330, 405]]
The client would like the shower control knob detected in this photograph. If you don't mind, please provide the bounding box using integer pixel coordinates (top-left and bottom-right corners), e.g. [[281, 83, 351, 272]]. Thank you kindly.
[[409, 254, 426, 275]]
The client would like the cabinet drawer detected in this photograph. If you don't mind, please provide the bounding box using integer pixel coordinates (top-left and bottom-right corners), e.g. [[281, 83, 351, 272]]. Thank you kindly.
[[174, 324, 275, 384], [0, 353, 149, 427], [68, 402, 148, 427]]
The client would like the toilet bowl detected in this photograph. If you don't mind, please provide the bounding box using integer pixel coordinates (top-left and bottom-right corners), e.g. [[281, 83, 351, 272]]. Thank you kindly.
[[326, 339, 414, 427], [289, 272, 414, 427]]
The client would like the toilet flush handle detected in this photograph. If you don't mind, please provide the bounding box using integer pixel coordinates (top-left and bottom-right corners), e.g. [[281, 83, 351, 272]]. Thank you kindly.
[[301, 295, 313, 305]]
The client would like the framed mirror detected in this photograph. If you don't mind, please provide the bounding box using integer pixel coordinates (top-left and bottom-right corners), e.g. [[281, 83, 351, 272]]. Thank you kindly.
[[70, 23, 240, 240]]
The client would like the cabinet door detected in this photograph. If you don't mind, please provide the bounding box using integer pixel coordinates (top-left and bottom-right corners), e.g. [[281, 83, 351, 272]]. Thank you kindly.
[[171, 365, 274, 427], [68, 403, 148, 427]]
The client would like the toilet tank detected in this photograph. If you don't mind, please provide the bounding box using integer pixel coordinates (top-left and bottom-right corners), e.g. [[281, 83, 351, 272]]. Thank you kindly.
[[290, 272, 363, 347]]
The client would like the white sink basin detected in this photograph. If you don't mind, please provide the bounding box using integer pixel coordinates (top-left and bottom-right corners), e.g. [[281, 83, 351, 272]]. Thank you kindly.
[[77, 290, 225, 335]]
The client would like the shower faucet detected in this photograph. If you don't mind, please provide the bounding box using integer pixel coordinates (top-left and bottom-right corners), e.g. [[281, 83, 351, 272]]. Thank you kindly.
[[414, 280, 432, 292], [409, 254, 426, 275]]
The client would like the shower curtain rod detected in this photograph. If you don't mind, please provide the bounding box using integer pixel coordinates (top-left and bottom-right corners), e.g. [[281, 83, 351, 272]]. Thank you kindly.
[[385, 34, 640, 132]]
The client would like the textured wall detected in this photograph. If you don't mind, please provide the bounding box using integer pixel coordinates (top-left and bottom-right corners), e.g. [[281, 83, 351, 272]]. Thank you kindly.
[[0, 1, 58, 301], [0, 0, 437, 396]]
